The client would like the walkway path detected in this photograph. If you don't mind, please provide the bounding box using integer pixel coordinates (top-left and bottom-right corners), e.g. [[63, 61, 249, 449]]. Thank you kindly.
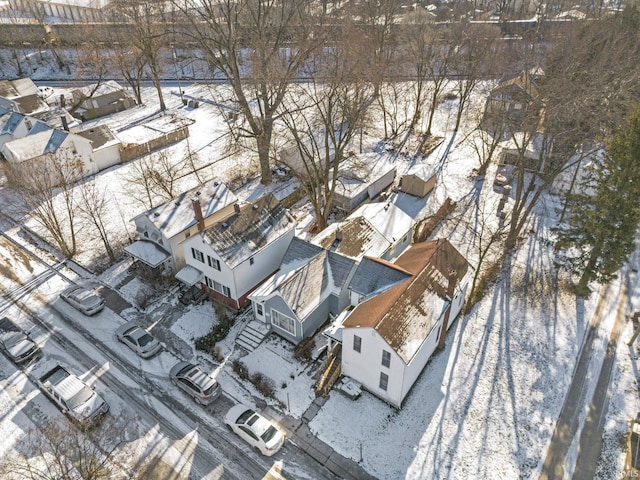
[[540, 280, 629, 480]]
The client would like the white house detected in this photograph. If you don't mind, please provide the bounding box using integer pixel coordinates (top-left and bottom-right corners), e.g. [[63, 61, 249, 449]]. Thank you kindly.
[[312, 201, 415, 262], [337, 238, 470, 408], [76, 125, 122, 171], [180, 194, 296, 309], [125, 179, 237, 273], [248, 238, 356, 345], [0, 78, 48, 115], [1, 126, 97, 178]]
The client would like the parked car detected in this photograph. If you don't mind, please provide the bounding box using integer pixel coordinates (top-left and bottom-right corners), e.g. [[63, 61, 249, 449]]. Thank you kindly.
[[60, 285, 105, 316], [224, 404, 285, 456], [37, 85, 54, 99], [0, 317, 40, 364], [494, 164, 517, 187], [38, 364, 109, 425], [169, 361, 221, 405], [115, 323, 161, 359]]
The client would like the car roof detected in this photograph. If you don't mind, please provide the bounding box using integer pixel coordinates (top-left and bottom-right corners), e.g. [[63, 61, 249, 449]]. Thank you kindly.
[[181, 364, 216, 389]]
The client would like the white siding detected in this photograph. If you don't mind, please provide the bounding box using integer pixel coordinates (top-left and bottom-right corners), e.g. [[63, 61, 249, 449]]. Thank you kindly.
[[341, 327, 406, 408], [231, 227, 295, 299]]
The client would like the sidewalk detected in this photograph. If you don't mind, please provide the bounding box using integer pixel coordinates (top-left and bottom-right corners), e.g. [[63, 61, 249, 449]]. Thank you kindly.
[[265, 397, 378, 480]]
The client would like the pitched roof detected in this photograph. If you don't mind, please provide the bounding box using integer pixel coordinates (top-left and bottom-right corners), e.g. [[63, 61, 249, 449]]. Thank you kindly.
[[251, 237, 355, 319], [348, 256, 412, 297], [77, 125, 120, 150], [491, 70, 539, 100], [313, 202, 415, 260], [0, 78, 38, 99], [3, 129, 68, 161], [342, 239, 469, 364], [138, 178, 237, 240], [201, 194, 294, 268], [0, 111, 24, 135]]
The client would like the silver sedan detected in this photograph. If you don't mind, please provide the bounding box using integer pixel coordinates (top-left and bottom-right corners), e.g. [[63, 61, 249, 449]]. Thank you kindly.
[[115, 323, 162, 359]]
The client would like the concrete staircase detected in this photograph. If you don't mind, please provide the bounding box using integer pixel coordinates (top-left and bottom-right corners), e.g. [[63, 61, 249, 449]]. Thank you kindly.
[[236, 320, 270, 352]]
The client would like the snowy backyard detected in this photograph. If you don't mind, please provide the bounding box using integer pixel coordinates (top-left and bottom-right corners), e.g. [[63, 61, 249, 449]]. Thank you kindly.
[[0, 75, 638, 480]]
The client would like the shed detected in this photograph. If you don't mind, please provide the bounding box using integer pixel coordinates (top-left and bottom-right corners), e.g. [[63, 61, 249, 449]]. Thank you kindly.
[[399, 164, 437, 198]]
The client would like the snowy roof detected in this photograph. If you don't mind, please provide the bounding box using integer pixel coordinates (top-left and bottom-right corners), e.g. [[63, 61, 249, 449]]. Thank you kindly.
[[201, 194, 295, 269], [349, 202, 415, 243], [2, 129, 68, 161], [32, 107, 79, 131], [314, 217, 391, 260], [251, 237, 355, 319], [0, 78, 38, 99], [138, 179, 237, 240], [333, 155, 396, 199], [175, 264, 203, 287], [348, 256, 412, 297], [404, 162, 437, 180], [313, 202, 414, 260], [0, 111, 23, 135], [124, 240, 171, 268], [342, 239, 469, 364], [76, 80, 126, 100], [77, 125, 120, 150]]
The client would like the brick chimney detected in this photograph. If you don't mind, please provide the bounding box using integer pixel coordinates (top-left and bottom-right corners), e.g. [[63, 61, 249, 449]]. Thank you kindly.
[[192, 199, 205, 231]]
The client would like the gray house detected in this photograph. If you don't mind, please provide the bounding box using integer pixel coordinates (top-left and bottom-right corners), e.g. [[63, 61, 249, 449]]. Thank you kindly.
[[248, 238, 356, 345]]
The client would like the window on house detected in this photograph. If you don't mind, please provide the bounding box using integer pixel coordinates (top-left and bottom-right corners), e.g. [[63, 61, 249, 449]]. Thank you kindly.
[[271, 310, 295, 335], [382, 350, 391, 368], [249, 257, 254, 266], [207, 255, 220, 270], [402, 234, 408, 243], [191, 248, 204, 263], [379, 372, 389, 391], [353, 335, 361, 353], [205, 277, 231, 297], [256, 303, 263, 316]]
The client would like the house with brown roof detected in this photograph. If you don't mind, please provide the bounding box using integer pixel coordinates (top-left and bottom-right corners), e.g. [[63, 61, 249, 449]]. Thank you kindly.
[[179, 194, 296, 309], [0, 78, 48, 115], [482, 70, 542, 132], [334, 238, 470, 408]]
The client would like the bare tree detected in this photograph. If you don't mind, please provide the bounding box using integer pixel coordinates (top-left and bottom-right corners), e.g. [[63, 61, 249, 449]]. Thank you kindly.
[[78, 179, 116, 262], [450, 23, 500, 131], [403, 15, 455, 135], [0, 416, 143, 480], [348, 0, 400, 97], [172, 0, 322, 185], [279, 51, 373, 231], [110, 0, 168, 111], [5, 150, 84, 257]]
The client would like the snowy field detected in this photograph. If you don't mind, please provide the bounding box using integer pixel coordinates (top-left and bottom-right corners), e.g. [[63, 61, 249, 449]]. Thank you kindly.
[[0, 77, 638, 480]]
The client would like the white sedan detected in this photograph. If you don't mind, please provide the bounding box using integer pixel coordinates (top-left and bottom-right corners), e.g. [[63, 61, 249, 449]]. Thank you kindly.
[[224, 404, 285, 456], [60, 285, 105, 316], [115, 323, 161, 359]]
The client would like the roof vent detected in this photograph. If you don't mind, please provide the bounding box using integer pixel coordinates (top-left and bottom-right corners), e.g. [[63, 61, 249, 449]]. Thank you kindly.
[[153, 212, 160, 217], [213, 181, 219, 186], [222, 222, 228, 228], [253, 204, 259, 210], [196, 191, 201, 196], [175, 201, 181, 206]]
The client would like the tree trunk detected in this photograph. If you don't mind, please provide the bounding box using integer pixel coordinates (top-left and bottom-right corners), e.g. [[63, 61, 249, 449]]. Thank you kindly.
[[256, 134, 272, 185]]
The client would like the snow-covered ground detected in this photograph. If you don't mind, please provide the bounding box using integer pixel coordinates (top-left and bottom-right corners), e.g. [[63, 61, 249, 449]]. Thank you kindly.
[[0, 75, 638, 480]]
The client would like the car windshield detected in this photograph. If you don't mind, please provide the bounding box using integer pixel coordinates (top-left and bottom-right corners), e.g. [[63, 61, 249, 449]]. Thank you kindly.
[[68, 386, 95, 410], [238, 409, 255, 425], [261, 425, 278, 443], [203, 381, 218, 396], [138, 333, 154, 347], [1, 331, 24, 348]]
